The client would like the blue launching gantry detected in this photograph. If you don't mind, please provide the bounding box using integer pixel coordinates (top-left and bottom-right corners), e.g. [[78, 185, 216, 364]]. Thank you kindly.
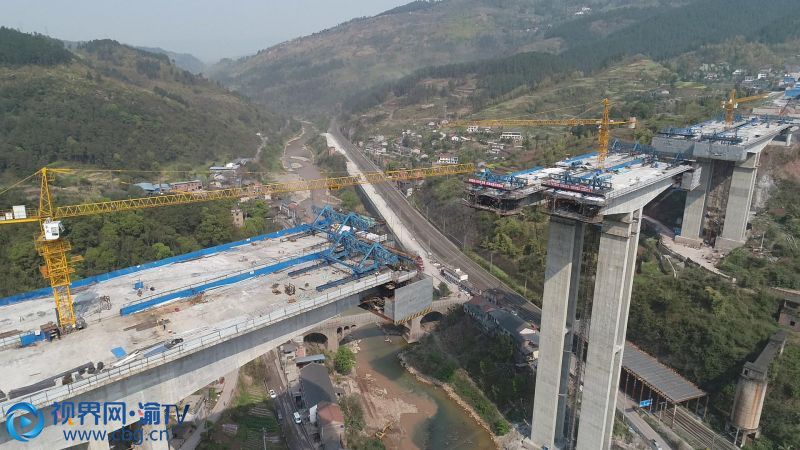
[[311, 205, 374, 233], [313, 232, 404, 291], [291, 206, 410, 291], [468, 168, 528, 190]]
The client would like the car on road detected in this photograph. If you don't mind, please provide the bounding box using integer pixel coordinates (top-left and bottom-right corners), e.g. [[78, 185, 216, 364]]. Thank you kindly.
[[164, 338, 184, 349], [650, 439, 662, 450], [293, 411, 302, 424], [269, 389, 277, 398]]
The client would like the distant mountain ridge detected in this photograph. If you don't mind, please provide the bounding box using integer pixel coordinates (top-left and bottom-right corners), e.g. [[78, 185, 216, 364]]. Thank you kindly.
[[62, 38, 208, 74], [135, 46, 207, 74], [208, 0, 681, 115]]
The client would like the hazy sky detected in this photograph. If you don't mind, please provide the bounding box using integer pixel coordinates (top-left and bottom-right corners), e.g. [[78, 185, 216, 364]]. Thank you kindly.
[[3, 0, 411, 62]]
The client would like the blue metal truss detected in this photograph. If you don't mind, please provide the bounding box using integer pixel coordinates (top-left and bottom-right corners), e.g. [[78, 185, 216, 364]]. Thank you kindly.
[[312, 205, 374, 233], [314, 231, 403, 291], [471, 169, 528, 190], [291, 208, 409, 291]]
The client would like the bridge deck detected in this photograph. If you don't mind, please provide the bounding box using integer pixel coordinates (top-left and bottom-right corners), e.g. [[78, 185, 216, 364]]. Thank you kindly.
[[0, 231, 390, 399]]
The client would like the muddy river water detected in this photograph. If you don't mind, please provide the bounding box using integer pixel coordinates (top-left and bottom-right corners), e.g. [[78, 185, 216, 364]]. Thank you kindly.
[[345, 325, 495, 450]]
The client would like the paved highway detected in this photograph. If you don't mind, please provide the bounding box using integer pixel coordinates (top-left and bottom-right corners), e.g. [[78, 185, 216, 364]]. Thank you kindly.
[[328, 124, 541, 324]]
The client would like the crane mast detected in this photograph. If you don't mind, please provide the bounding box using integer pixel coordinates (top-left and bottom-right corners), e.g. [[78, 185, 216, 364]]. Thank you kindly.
[[723, 89, 768, 125]]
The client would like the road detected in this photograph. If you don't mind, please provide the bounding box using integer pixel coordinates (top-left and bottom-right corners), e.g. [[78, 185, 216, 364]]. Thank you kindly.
[[328, 125, 541, 324], [263, 349, 315, 450]]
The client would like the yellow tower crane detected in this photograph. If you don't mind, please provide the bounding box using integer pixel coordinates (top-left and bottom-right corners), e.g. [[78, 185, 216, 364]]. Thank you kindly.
[[444, 98, 635, 165], [722, 89, 769, 125], [0, 163, 475, 330]]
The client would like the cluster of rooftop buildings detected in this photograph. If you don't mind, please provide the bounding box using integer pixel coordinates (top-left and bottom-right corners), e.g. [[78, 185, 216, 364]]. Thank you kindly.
[[280, 342, 345, 450], [464, 293, 539, 366]]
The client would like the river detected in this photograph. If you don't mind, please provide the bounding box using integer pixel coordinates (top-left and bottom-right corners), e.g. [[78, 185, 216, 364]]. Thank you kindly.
[[345, 325, 495, 450]]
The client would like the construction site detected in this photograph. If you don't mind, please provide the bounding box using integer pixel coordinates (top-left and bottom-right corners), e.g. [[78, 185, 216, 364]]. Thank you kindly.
[[0, 91, 796, 450]]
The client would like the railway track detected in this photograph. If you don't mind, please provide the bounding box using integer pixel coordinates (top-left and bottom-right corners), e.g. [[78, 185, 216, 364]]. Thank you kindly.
[[672, 407, 737, 450]]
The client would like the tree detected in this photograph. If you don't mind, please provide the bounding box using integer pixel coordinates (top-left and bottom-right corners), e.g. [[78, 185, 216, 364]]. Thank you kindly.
[[196, 207, 233, 246], [151, 242, 173, 260], [335, 347, 356, 374], [438, 281, 451, 298]]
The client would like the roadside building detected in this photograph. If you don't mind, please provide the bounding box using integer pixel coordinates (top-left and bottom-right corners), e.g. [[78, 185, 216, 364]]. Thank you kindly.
[[231, 208, 244, 228], [779, 298, 800, 331], [463, 295, 539, 364], [436, 154, 459, 165], [295, 354, 326, 368], [299, 363, 337, 415], [170, 180, 202, 192], [500, 131, 523, 142], [317, 401, 345, 450], [489, 309, 539, 364], [134, 182, 171, 195], [209, 162, 240, 172]]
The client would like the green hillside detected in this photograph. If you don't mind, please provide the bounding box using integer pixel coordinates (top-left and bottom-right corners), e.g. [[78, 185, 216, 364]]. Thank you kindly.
[[0, 32, 296, 178]]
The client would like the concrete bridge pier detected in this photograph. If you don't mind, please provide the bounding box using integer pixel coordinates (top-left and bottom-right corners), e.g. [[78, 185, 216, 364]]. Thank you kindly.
[[577, 210, 642, 449], [531, 217, 585, 449], [716, 153, 759, 251], [403, 316, 423, 343], [676, 161, 712, 248]]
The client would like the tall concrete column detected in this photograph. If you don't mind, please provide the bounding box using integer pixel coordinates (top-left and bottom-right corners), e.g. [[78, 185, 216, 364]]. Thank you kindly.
[[576, 211, 641, 450], [717, 153, 759, 251], [676, 161, 711, 248], [531, 217, 585, 449]]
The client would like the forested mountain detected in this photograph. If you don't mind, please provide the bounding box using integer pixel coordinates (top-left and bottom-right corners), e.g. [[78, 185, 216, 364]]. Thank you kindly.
[[208, 0, 681, 114], [0, 31, 295, 177], [0, 27, 72, 65]]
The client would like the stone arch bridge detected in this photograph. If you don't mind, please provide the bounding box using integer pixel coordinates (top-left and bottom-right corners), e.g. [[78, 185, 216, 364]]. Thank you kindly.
[[304, 297, 467, 350]]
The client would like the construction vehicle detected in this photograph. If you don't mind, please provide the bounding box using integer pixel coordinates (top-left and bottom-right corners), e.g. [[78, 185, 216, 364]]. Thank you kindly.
[[375, 420, 394, 439], [722, 89, 769, 124], [0, 163, 474, 332], [444, 98, 635, 165]]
